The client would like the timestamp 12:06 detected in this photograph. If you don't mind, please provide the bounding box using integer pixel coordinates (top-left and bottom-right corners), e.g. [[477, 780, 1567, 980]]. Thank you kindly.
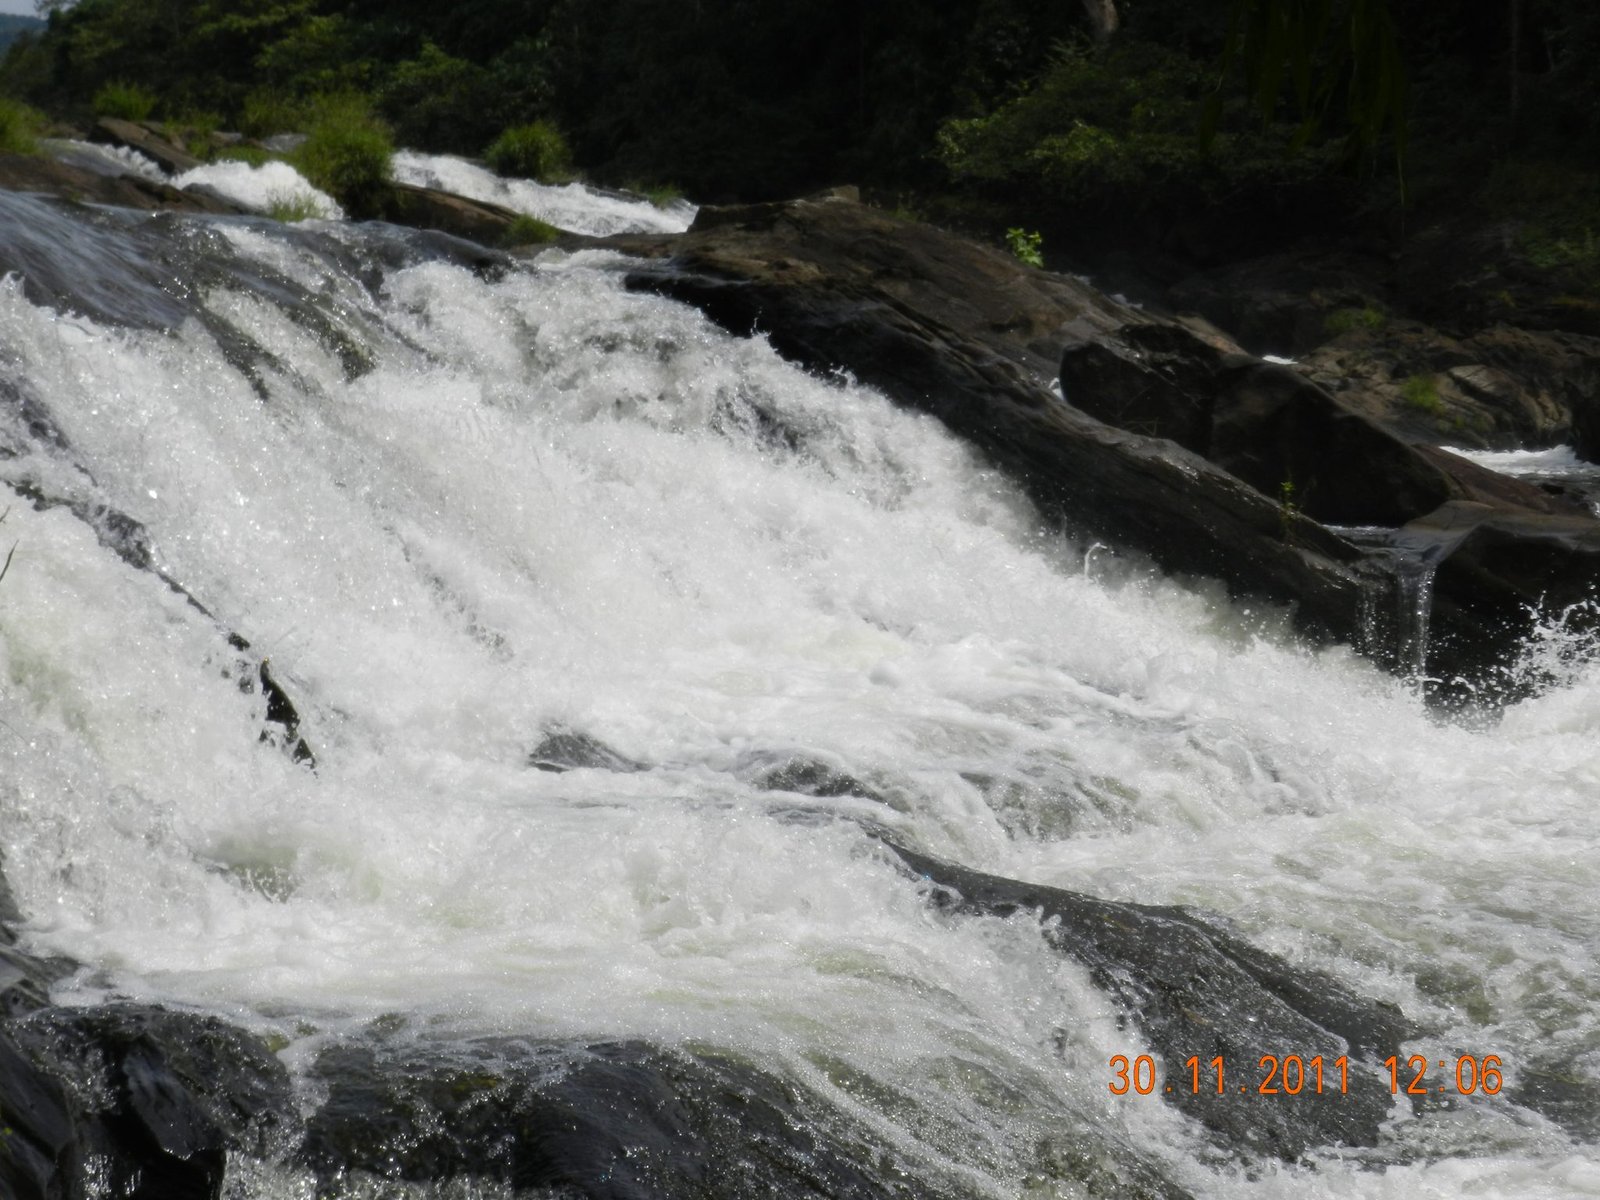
[[1109, 1054, 1506, 1097]]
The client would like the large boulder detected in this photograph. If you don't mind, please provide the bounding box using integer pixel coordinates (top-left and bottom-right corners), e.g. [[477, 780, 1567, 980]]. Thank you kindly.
[[614, 194, 1600, 698], [0, 1005, 293, 1200], [380, 182, 522, 246], [616, 194, 1378, 649], [89, 117, 206, 176]]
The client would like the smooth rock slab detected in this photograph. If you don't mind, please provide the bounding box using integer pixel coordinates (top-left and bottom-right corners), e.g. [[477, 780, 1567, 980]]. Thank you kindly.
[[300, 1038, 992, 1199]]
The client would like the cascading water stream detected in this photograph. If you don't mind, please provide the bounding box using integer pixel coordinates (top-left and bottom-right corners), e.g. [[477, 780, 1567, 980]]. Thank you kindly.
[[0, 188, 1596, 1198], [1395, 561, 1437, 686]]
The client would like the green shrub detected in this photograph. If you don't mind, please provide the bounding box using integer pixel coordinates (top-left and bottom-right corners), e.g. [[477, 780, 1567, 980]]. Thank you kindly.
[[1323, 305, 1387, 336], [215, 144, 277, 168], [936, 39, 1342, 214], [240, 90, 309, 139], [93, 81, 157, 122], [503, 214, 561, 246], [484, 121, 571, 182], [1006, 227, 1044, 267], [1401, 373, 1444, 414], [290, 93, 393, 219], [379, 42, 495, 153], [0, 98, 43, 156]]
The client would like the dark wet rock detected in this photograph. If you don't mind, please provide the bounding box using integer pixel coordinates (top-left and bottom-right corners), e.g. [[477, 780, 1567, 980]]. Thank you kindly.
[[1167, 247, 1390, 358], [615, 194, 1600, 700], [380, 182, 521, 246], [619, 194, 1380, 654], [257, 658, 316, 768], [1408, 502, 1600, 690], [0, 946, 72, 1021], [742, 752, 885, 802], [302, 1037, 945, 1199], [528, 727, 646, 773], [1, 1004, 294, 1200], [1298, 322, 1597, 450], [89, 117, 206, 176], [1057, 330, 1455, 527], [887, 842, 1406, 1163], [1574, 388, 1600, 464], [1509, 1061, 1600, 1142], [0, 859, 75, 1020], [0, 152, 243, 216], [0, 1027, 76, 1200]]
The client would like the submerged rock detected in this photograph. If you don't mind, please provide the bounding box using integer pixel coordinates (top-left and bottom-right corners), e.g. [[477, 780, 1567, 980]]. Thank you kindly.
[[301, 1038, 933, 1198], [527, 726, 646, 773], [299, 1034, 1191, 1200], [887, 842, 1407, 1162]]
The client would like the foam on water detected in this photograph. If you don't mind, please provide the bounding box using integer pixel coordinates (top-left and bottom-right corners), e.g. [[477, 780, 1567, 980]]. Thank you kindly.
[[0, 213, 1596, 1196], [173, 159, 344, 219], [392, 151, 696, 236]]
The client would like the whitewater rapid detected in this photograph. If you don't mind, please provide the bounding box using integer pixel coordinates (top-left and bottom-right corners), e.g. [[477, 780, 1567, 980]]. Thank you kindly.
[[0, 193, 1596, 1197]]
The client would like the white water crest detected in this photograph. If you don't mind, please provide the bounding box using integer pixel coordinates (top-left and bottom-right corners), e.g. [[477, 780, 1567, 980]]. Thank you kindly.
[[392, 150, 697, 236], [172, 159, 344, 220], [44, 138, 169, 183], [0, 199, 1596, 1198]]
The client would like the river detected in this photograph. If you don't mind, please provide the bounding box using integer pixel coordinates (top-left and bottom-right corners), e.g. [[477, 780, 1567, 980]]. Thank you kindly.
[[0, 161, 1597, 1198]]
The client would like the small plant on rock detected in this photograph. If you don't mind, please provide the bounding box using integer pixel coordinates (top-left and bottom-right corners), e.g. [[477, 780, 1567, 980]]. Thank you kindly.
[[1323, 305, 1386, 336], [1006, 227, 1044, 268], [266, 191, 330, 222], [502, 214, 561, 246], [1401, 373, 1444, 414]]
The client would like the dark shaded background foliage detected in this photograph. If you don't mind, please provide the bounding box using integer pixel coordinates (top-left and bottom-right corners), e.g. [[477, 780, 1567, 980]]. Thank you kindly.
[[2, 0, 1599, 260]]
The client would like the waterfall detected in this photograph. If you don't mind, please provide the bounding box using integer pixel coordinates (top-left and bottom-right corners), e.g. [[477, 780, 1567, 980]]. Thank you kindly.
[[1, 188, 1597, 1198]]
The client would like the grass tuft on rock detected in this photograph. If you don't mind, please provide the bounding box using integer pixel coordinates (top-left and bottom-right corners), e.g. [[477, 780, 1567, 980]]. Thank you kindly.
[[503, 213, 561, 246], [290, 92, 393, 219], [484, 121, 571, 182]]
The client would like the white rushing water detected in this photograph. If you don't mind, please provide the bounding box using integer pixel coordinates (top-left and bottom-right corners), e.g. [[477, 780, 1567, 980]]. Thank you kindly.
[[172, 159, 345, 220], [392, 150, 697, 236], [0, 201, 1597, 1198]]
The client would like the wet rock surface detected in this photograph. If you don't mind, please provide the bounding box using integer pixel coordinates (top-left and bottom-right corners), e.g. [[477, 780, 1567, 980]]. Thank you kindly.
[[528, 726, 647, 773], [0, 1004, 294, 1200], [616, 194, 1380, 655], [89, 117, 207, 176], [0, 151, 244, 217], [300, 1037, 973, 1200], [888, 842, 1407, 1162], [614, 194, 1600, 699]]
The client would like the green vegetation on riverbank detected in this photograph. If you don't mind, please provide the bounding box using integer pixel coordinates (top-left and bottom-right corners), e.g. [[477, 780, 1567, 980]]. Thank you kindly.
[[2, 0, 1598, 292]]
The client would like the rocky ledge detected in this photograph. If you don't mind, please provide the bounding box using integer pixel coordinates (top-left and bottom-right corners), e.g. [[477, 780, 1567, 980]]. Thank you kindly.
[[609, 193, 1600, 702]]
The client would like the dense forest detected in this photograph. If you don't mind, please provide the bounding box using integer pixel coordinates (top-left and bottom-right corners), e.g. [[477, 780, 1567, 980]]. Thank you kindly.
[[0, 15, 43, 56], [2, 0, 1599, 276]]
